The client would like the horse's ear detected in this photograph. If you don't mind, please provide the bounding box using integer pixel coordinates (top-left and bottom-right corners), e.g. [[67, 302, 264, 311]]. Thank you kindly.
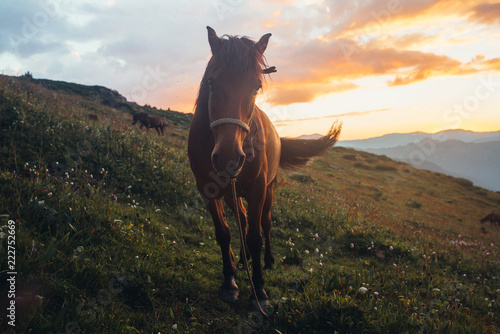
[[255, 33, 272, 57], [207, 26, 222, 55]]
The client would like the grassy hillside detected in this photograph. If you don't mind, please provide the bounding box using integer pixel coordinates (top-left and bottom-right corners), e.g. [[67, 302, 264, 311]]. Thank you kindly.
[[0, 75, 499, 333]]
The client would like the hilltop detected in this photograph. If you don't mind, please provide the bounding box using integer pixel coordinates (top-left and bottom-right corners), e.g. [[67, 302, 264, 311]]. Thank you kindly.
[[0, 75, 499, 333]]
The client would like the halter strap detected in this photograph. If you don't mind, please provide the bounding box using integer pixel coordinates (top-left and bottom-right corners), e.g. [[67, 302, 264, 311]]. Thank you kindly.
[[210, 118, 251, 133]]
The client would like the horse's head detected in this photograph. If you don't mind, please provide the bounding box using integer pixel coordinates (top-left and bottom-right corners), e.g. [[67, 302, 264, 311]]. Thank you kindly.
[[132, 113, 140, 125], [204, 26, 273, 178]]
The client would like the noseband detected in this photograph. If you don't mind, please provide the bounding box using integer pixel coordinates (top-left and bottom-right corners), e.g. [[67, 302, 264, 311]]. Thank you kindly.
[[210, 118, 251, 133]]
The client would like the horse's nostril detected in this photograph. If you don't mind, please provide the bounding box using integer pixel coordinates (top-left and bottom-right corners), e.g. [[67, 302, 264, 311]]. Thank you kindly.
[[212, 152, 223, 173], [237, 154, 245, 170]]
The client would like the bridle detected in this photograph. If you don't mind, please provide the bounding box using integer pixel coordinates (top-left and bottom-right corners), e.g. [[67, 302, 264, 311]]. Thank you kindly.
[[210, 117, 251, 133]]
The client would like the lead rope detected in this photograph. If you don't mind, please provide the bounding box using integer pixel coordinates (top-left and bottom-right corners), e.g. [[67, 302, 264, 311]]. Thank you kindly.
[[230, 178, 269, 318]]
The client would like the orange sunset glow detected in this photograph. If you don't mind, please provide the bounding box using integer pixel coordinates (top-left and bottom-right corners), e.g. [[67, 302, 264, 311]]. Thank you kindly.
[[1, 0, 499, 140]]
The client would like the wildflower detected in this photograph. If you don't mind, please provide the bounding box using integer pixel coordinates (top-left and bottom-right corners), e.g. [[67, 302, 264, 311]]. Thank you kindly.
[[47, 192, 52, 197], [374, 291, 379, 296], [315, 248, 319, 253], [374, 307, 377, 311], [56, 162, 59, 166], [433, 288, 441, 292], [350, 243, 354, 249], [358, 287, 368, 294], [389, 246, 393, 251], [304, 250, 310, 255], [172, 324, 178, 330]]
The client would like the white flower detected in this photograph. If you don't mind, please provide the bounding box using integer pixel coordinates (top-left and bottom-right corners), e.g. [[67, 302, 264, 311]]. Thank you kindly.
[[358, 287, 368, 294], [389, 246, 393, 251], [304, 250, 310, 255], [172, 324, 177, 330], [350, 243, 354, 249]]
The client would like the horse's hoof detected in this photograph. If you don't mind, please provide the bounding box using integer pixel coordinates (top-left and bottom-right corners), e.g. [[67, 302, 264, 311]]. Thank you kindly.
[[219, 277, 239, 303], [263, 261, 274, 270], [248, 298, 271, 315]]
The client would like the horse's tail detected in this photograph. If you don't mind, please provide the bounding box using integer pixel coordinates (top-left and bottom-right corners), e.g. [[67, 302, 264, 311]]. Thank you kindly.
[[279, 122, 341, 169]]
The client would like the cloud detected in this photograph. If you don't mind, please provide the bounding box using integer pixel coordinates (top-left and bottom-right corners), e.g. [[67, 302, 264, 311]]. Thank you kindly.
[[1, 0, 500, 113], [365, 32, 439, 49], [268, 81, 359, 105], [272, 107, 400, 127], [265, 37, 473, 104], [468, 3, 500, 26]]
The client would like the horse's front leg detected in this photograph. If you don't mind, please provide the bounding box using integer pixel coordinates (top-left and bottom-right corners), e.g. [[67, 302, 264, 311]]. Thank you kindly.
[[224, 194, 250, 268], [206, 198, 239, 302], [262, 183, 275, 270], [245, 182, 270, 311]]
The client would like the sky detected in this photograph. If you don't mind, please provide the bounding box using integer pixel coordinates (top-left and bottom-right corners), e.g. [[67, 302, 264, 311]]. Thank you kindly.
[[1, 0, 500, 140]]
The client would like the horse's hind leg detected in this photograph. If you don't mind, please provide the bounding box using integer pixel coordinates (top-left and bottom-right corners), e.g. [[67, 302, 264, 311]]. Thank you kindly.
[[224, 194, 250, 268], [262, 184, 275, 270], [207, 198, 239, 302]]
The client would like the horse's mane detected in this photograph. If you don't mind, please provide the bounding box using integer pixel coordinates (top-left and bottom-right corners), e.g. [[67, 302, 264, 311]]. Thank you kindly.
[[194, 35, 270, 111]]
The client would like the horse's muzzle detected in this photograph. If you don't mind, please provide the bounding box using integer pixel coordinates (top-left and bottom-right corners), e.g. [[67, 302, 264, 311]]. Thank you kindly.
[[211, 151, 246, 178]]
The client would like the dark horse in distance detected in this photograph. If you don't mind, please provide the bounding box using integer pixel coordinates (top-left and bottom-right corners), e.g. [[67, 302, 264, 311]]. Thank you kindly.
[[132, 112, 167, 135], [188, 27, 341, 311], [480, 213, 500, 227]]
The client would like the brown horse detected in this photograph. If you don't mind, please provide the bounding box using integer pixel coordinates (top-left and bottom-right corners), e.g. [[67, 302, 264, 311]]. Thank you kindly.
[[188, 26, 341, 311], [480, 213, 500, 227], [132, 112, 167, 135]]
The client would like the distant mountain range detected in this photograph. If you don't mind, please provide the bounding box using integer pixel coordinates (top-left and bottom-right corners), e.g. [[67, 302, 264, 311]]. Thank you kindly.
[[333, 129, 500, 192]]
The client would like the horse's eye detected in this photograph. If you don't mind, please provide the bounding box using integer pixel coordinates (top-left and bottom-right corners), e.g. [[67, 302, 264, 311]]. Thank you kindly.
[[253, 83, 262, 95]]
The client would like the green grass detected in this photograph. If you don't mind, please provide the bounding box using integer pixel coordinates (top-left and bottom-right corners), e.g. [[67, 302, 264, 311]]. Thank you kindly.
[[0, 74, 499, 333]]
